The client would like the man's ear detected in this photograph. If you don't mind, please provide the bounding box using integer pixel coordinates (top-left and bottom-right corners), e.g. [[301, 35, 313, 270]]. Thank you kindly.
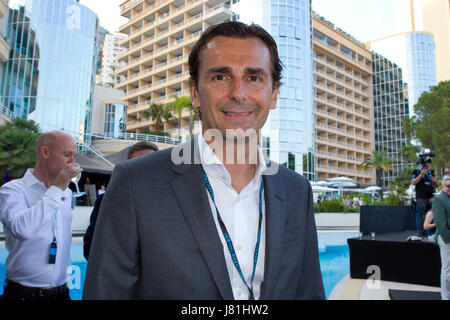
[[189, 79, 201, 109], [270, 82, 280, 110], [40, 146, 50, 160]]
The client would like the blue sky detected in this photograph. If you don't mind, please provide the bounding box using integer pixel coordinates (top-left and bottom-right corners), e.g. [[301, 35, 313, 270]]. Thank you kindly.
[[80, 0, 426, 41], [312, 0, 397, 42], [312, 0, 426, 42]]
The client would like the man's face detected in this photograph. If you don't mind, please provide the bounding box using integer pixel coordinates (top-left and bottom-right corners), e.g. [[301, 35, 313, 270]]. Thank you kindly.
[[190, 36, 279, 138], [443, 180, 450, 194], [46, 134, 77, 179]]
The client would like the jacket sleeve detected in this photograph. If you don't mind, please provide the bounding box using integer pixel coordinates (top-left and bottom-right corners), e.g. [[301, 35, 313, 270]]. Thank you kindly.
[[433, 195, 450, 243], [82, 194, 103, 261], [82, 162, 140, 299]]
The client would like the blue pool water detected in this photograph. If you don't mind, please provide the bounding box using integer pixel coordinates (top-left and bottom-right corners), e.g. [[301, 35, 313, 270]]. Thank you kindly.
[[0, 232, 356, 300]]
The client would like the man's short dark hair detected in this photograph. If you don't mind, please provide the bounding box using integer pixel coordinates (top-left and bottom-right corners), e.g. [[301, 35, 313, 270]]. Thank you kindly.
[[188, 21, 283, 91], [127, 141, 159, 159]]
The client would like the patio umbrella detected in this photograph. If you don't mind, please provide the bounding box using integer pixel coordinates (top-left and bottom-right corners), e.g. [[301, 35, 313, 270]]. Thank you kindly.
[[365, 186, 382, 192], [328, 181, 358, 188], [312, 185, 337, 193], [315, 180, 331, 186]]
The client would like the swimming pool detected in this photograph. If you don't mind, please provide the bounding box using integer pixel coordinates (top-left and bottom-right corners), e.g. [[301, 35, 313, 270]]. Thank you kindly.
[[0, 232, 357, 300], [317, 232, 358, 298]]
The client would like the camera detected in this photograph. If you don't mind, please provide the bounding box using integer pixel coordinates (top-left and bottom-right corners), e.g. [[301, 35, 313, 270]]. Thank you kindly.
[[416, 149, 435, 166]]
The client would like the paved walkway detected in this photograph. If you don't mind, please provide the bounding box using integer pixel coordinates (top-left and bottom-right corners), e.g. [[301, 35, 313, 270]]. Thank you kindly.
[[329, 275, 441, 300]]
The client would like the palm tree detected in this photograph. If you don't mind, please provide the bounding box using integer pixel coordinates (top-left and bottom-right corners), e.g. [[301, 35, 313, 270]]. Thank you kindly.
[[145, 103, 172, 136], [361, 150, 395, 189], [167, 95, 192, 137], [400, 143, 419, 166], [0, 118, 41, 185]]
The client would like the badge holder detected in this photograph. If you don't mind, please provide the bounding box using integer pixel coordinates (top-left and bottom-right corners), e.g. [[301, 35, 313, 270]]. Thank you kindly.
[[48, 238, 57, 264]]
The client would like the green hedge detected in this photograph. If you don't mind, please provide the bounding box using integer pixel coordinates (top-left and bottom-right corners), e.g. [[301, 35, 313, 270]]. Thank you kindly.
[[314, 194, 406, 213]]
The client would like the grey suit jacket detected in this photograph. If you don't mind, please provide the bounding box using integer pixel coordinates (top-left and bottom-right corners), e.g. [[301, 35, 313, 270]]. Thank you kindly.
[[82, 140, 324, 300]]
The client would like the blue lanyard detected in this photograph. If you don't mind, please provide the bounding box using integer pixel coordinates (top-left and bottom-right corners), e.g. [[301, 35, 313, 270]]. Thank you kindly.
[[200, 165, 264, 300]]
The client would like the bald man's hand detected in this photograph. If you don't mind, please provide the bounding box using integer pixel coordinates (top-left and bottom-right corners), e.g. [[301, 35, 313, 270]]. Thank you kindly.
[[53, 163, 83, 191]]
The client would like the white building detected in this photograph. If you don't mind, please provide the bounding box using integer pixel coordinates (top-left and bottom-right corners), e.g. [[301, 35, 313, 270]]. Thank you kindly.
[[91, 85, 127, 138], [100, 33, 127, 87]]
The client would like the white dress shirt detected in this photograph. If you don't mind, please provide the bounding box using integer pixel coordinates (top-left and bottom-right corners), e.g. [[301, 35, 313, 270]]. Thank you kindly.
[[0, 169, 73, 288], [198, 133, 267, 300]]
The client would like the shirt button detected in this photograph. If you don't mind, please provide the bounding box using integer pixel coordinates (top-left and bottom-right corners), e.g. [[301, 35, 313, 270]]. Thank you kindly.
[[61, 197, 66, 201], [236, 244, 243, 250], [236, 290, 242, 297], [236, 197, 240, 203]]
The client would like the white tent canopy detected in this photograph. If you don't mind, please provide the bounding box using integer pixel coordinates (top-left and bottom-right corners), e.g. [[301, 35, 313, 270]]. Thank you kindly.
[[365, 186, 382, 192]]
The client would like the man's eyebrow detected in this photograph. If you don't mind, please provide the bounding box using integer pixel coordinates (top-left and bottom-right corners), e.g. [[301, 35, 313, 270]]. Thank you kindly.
[[245, 67, 269, 78], [205, 66, 232, 76]]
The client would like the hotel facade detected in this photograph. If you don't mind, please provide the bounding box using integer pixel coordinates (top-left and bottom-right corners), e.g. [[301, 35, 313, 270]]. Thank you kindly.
[[117, 0, 232, 138], [312, 14, 374, 184]]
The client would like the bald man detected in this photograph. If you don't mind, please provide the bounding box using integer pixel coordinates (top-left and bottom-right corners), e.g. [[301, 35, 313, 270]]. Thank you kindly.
[[0, 130, 82, 300]]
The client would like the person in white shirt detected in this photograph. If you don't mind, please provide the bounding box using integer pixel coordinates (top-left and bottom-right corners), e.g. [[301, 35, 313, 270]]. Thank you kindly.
[[97, 185, 106, 196], [0, 130, 82, 300]]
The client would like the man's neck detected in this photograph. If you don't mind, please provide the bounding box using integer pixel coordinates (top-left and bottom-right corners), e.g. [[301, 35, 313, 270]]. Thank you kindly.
[[32, 165, 52, 189], [205, 137, 260, 194]]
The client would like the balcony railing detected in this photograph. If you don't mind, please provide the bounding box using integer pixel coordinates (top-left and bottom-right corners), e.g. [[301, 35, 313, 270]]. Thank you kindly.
[[315, 135, 370, 152], [127, 12, 203, 55], [126, 71, 189, 96], [120, 31, 202, 70], [120, 54, 189, 84], [93, 132, 182, 146], [128, 0, 203, 38], [1, 102, 14, 120], [121, 0, 141, 12], [127, 89, 190, 112]]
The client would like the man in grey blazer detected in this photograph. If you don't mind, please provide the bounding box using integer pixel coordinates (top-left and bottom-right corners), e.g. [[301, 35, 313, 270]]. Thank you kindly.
[[83, 21, 324, 300]]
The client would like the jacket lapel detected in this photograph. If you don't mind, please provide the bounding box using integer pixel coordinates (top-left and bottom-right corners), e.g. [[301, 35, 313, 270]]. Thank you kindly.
[[260, 168, 288, 300], [169, 140, 234, 300]]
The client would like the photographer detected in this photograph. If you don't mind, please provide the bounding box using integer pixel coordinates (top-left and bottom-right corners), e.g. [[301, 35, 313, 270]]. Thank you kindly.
[[411, 157, 438, 237]]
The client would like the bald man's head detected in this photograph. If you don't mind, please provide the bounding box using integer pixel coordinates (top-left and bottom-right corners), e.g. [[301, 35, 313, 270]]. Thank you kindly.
[[36, 130, 73, 154], [35, 130, 78, 181]]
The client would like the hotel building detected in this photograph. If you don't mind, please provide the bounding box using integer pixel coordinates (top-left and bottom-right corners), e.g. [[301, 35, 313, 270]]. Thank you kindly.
[[117, 0, 232, 138], [312, 14, 373, 184], [100, 33, 127, 87]]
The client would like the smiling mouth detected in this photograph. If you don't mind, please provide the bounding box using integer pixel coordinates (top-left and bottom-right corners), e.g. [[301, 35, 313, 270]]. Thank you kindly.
[[222, 111, 254, 117]]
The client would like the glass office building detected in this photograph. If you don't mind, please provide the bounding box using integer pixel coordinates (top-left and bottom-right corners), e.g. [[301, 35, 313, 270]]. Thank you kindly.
[[372, 52, 409, 187], [369, 32, 437, 117], [233, 0, 314, 177], [1, 0, 98, 139]]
